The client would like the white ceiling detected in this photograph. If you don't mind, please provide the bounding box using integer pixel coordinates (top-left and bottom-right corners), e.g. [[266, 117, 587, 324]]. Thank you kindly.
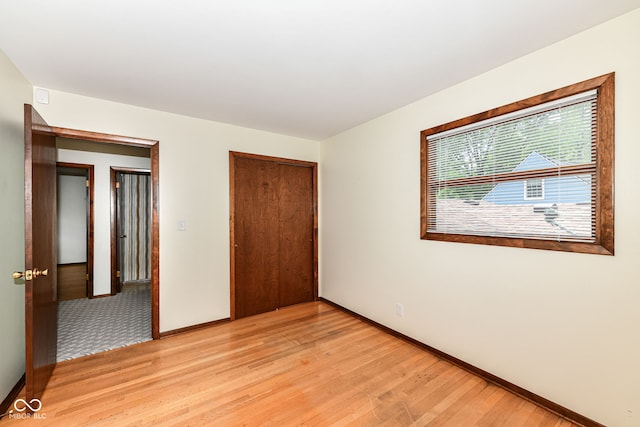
[[1, 1, 639, 140]]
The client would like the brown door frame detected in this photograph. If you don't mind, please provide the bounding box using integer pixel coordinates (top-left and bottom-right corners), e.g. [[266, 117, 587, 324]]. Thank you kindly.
[[110, 167, 151, 295], [52, 127, 160, 339], [56, 162, 95, 298], [229, 151, 318, 320]]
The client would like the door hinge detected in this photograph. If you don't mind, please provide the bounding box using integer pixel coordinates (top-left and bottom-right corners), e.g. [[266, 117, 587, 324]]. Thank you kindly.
[[115, 182, 120, 189], [116, 270, 121, 278], [86, 274, 89, 281], [86, 180, 90, 187]]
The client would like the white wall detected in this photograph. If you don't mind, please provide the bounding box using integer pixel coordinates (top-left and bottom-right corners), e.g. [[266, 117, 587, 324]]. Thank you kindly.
[[34, 92, 320, 332], [57, 174, 87, 264], [56, 148, 151, 296], [0, 50, 30, 403], [320, 9, 640, 427]]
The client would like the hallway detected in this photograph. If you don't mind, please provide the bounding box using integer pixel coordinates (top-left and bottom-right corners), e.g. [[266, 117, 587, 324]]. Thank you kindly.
[[57, 282, 151, 361]]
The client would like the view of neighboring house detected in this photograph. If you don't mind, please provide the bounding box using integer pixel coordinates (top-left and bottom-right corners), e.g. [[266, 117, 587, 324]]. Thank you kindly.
[[432, 151, 593, 239], [483, 151, 591, 205]]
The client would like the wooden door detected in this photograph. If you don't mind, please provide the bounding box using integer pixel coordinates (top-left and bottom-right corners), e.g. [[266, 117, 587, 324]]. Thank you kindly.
[[24, 105, 58, 401], [231, 153, 317, 319], [278, 164, 314, 307]]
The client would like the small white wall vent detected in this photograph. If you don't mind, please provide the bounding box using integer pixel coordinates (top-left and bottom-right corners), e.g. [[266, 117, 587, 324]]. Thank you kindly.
[[35, 87, 49, 104]]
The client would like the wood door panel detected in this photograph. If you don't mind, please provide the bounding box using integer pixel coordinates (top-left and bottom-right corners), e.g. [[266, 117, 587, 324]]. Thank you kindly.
[[231, 153, 317, 319], [24, 105, 58, 401], [278, 164, 314, 308], [234, 157, 280, 318]]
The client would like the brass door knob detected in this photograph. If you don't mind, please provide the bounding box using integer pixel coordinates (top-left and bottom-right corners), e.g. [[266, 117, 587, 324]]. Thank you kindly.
[[12, 268, 47, 280], [13, 270, 33, 280]]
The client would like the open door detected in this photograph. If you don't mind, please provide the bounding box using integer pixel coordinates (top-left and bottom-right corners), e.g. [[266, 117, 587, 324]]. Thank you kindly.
[[21, 104, 57, 401]]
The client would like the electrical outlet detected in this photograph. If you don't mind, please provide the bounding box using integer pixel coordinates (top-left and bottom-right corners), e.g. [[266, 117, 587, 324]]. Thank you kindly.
[[395, 303, 404, 317]]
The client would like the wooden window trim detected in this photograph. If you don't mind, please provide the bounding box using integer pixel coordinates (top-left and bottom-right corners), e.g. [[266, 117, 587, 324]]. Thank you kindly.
[[420, 73, 614, 255]]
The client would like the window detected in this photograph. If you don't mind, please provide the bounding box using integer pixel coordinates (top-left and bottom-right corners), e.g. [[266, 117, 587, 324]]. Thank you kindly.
[[524, 179, 544, 200], [420, 73, 614, 255]]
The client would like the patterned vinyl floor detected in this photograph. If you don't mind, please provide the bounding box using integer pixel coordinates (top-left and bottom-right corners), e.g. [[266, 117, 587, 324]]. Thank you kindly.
[[57, 282, 152, 362]]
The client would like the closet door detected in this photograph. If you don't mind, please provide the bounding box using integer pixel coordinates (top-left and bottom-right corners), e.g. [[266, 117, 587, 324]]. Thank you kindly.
[[233, 156, 280, 318], [231, 153, 316, 319], [277, 163, 314, 308]]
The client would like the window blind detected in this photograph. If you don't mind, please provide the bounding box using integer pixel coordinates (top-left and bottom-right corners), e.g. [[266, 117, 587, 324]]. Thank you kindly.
[[426, 90, 597, 242]]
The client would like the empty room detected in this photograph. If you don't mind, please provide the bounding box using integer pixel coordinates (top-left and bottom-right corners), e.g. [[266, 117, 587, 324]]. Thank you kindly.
[[1, 1, 639, 426]]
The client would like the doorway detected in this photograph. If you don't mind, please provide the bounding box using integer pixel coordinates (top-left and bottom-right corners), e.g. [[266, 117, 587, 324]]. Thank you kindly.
[[230, 152, 318, 319], [52, 130, 160, 339], [56, 163, 94, 300], [55, 140, 154, 361], [111, 168, 152, 295], [21, 105, 160, 403], [56, 138, 156, 361]]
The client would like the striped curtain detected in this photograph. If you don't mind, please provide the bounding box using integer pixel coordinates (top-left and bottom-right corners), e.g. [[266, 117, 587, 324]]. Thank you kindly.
[[121, 174, 151, 282]]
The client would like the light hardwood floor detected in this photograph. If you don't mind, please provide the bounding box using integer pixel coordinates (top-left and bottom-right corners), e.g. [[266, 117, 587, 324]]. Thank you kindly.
[[4, 302, 578, 426]]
